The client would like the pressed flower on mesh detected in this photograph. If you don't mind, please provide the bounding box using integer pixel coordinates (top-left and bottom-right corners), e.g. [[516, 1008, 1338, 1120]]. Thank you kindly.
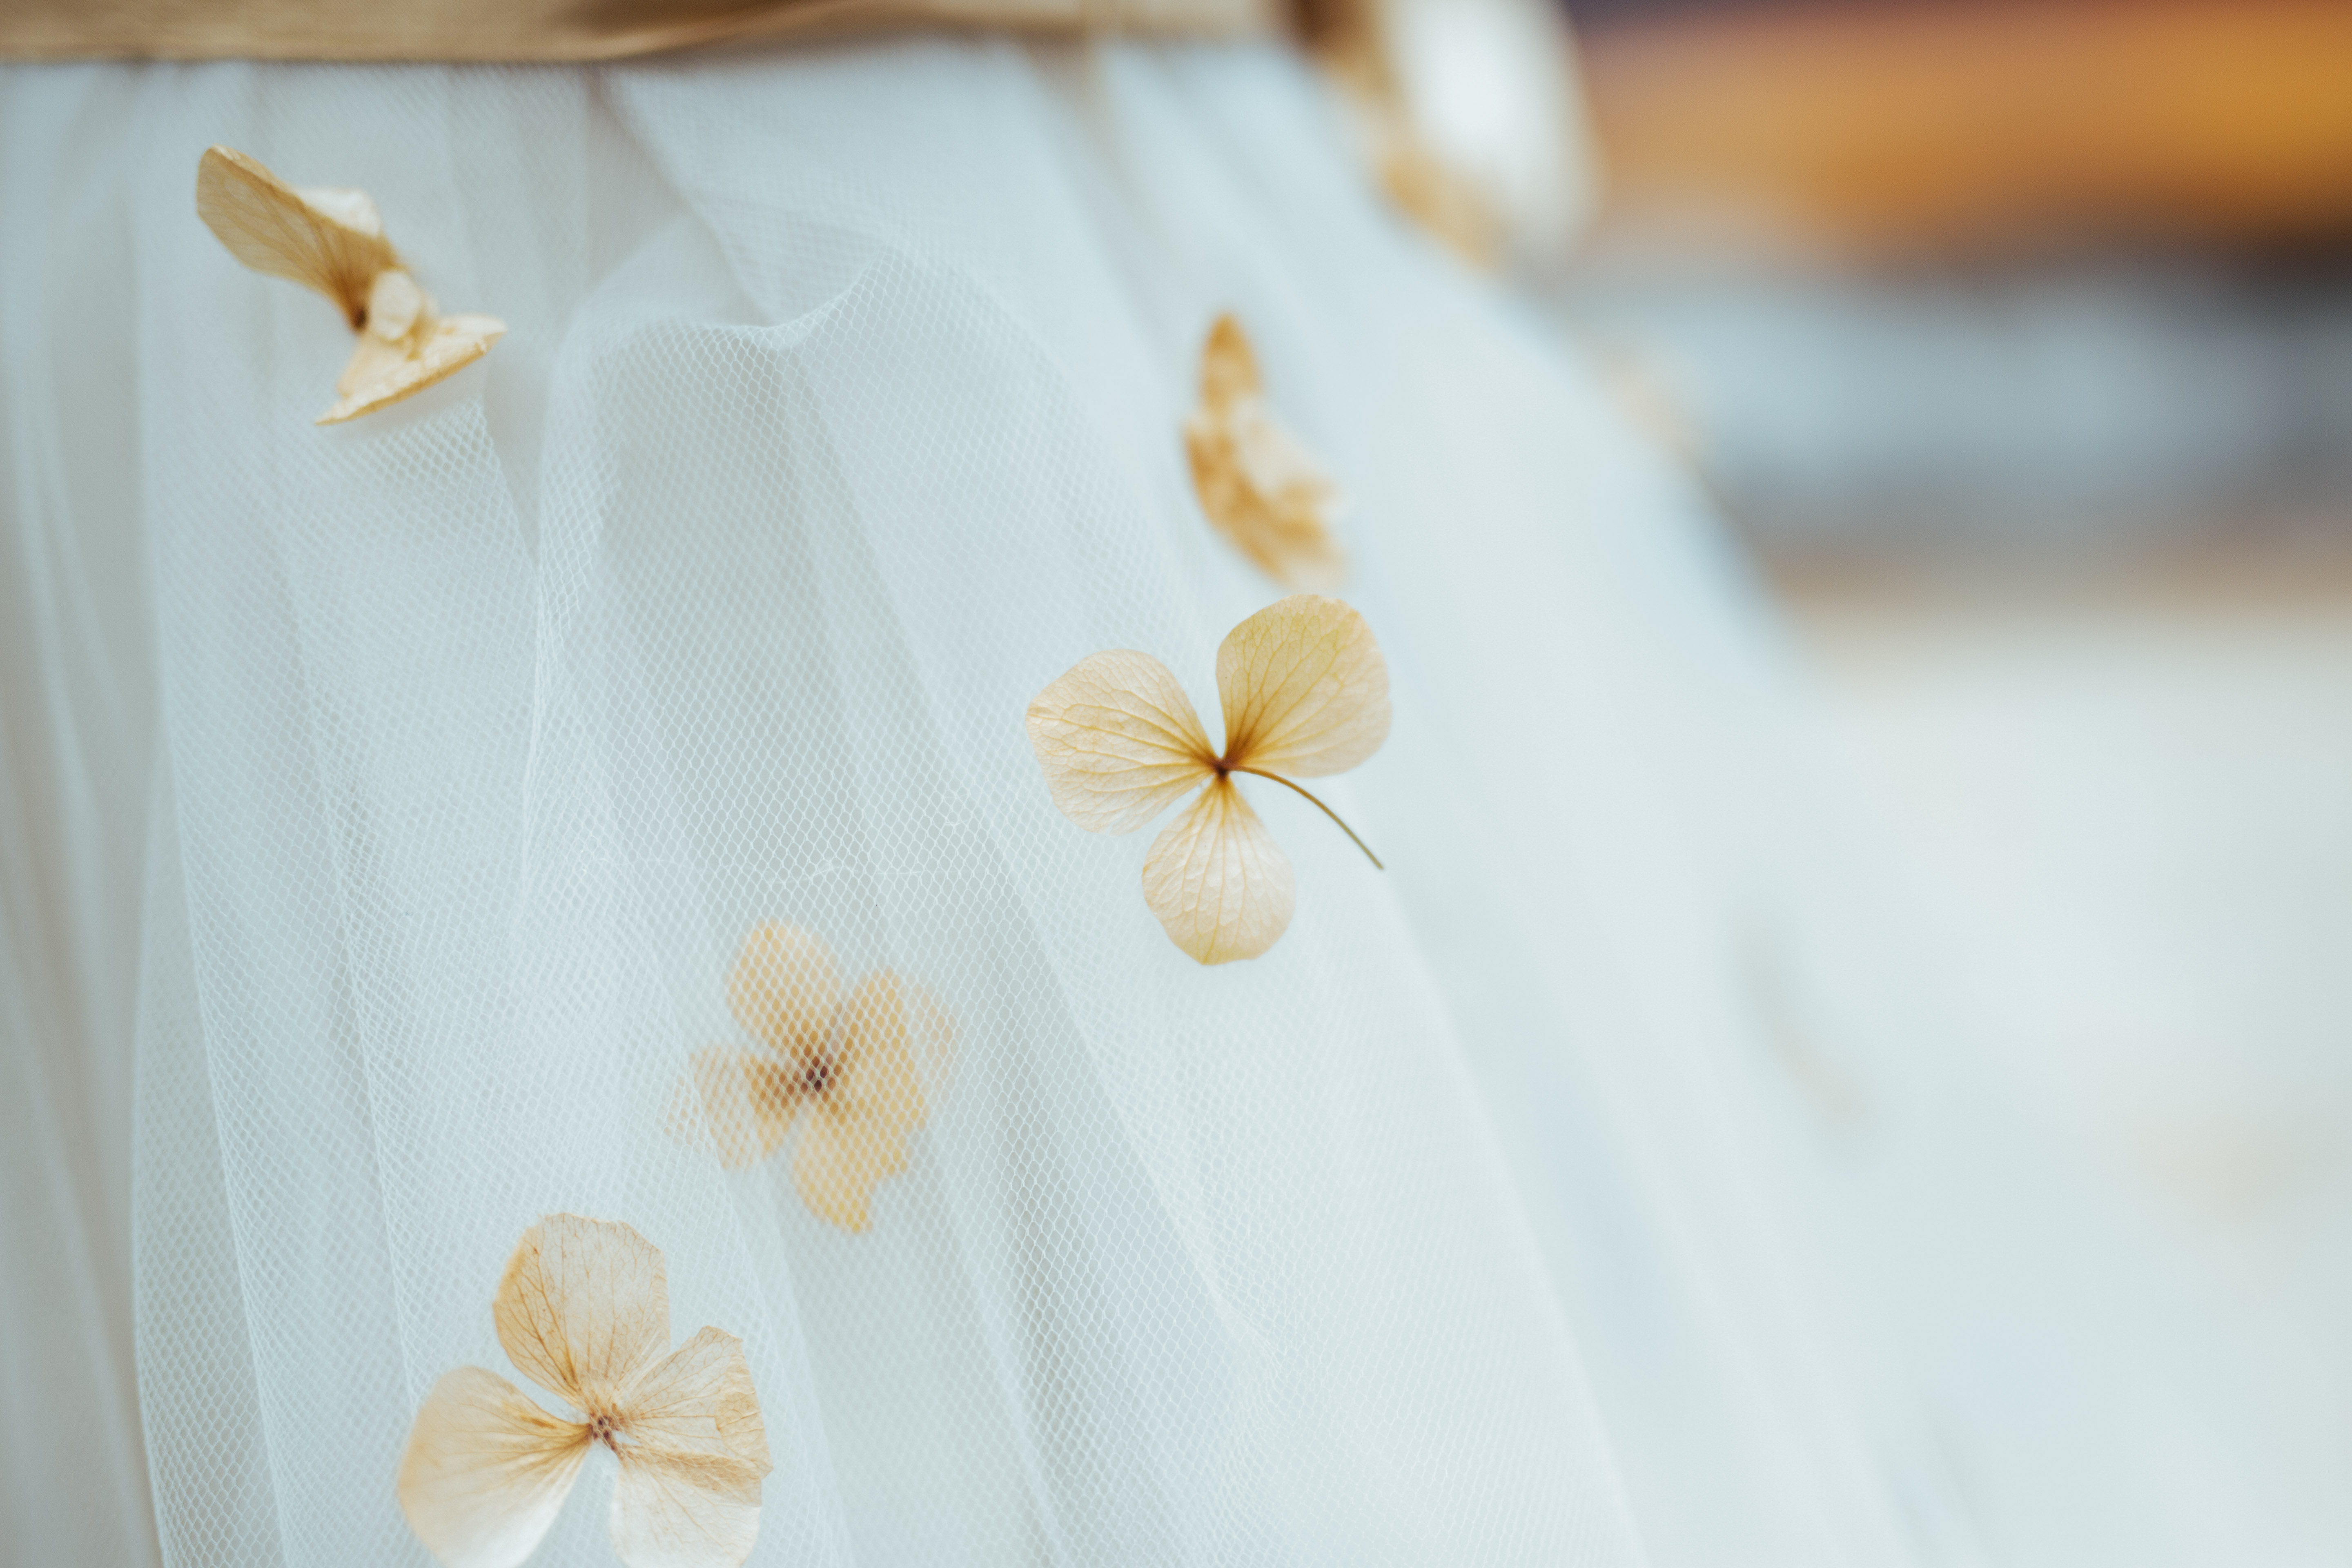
[[1183, 314, 1348, 588], [396, 1214, 771, 1568], [195, 146, 505, 425], [667, 923, 956, 1233], [1027, 594, 1390, 965]]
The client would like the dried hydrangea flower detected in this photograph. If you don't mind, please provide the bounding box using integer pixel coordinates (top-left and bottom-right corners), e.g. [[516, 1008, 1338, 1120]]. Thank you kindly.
[[396, 1214, 771, 1568], [668, 924, 955, 1233], [1026, 594, 1390, 964], [195, 145, 505, 425], [1183, 314, 1348, 588]]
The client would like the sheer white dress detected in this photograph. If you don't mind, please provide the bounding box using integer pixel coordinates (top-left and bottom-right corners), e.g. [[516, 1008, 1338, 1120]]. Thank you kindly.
[[0, 38, 2321, 1568]]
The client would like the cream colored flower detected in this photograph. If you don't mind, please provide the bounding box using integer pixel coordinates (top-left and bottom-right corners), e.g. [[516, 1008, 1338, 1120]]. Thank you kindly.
[[396, 1215, 771, 1568], [668, 924, 955, 1233], [1183, 314, 1348, 588], [195, 145, 505, 425], [1026, 594, 1390, 964]]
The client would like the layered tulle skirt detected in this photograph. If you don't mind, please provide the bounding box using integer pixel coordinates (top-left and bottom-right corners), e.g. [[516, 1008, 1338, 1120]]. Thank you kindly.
[[0, 40, 2319, 1568]]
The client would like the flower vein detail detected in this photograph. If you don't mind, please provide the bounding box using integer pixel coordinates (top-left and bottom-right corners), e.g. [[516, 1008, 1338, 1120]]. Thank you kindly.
[[1184, 314, 1347, 588], [196, 145, 505, 424], [667, 923, 956, 1233], [1026, 594, 1390, 965], [396, 1214, 771, 1568]]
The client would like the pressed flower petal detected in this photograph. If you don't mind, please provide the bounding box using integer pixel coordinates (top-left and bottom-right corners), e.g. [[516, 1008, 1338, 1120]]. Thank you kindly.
[[1184, 315, 1347, 588], [608, 1326, 770, 1566], [831, 971, 952, 1138], [396, 1366, 592, 1568], [318, 312, 505, 425], [790, 972, 954, 1232], [1197, 312, 1261, 414], [293, 183, 386, 238], [1227, 406, 1341, 530], [1026, 650, 1218, 834], [1185, 410, 1348, 590], [494, 1214, 669, 1413], [727, 923, 841, 1060], [1215, 594, 1390, 778], [196, 146, 396, 323], [664, 1047, 800, 1170], [608, 1447, 766, 1568], [364, 267, 427, 342], [617, 1325, 773, 1478], [1141, 775, 1296, 964], [197, 147, 504, 426]]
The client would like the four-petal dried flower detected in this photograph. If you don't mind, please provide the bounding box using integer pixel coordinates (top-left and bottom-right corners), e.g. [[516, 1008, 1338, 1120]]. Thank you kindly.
[[397, 1214, 771, 1568], [196, 145, 505, 425], [1026, 594, 1390, 964], [668, 923, 955, 1232], [1183, 315, 1348, 588]]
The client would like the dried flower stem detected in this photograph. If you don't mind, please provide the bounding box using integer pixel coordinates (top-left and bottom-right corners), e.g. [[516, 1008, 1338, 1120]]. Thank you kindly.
[[1230, 767, 1383, 870]]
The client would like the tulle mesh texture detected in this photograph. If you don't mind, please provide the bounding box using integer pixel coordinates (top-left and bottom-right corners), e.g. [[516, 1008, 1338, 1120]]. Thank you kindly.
[[84, 45, 1649, 1568], [0, 38, 2324, 1568]]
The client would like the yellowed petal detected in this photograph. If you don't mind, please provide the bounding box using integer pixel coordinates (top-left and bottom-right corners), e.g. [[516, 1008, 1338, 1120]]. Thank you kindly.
[[1215, 594, 1390, 778], [1185, 314, 1347, 588], [365, 266, 428, 343], [494, 1214, 669, 1413], [292, 183, 385, 238], [831, 971, 954, 1138], [726, 923, 841, 1060], [1197, 312, 1262, 414], [617, 1325, 773, 1478], [196, 146, 397, 323], [608, 1327, 769, 1566], [607, 1326, 771, 1567], [1141, 774, 1296, 964], [608, 1450, 765, 1568], [789, 1110, 894, 1234], [318, 312, 505, 425], [663, 1047, 801, 1170], [1368, 112, 1504, 269], [1183, 409, 1348, 590], [790, 971, 955, 1233], [1026, 650, 1218, 834], [396, 1365, 592, 1568]]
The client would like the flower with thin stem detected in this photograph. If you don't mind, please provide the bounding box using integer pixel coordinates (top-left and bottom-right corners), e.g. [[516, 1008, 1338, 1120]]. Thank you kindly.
[[1026, 594, 1390, 964]]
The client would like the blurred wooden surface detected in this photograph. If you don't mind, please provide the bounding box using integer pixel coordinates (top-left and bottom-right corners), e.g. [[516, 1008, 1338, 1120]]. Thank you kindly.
[[1577, 0, 2352, 259]]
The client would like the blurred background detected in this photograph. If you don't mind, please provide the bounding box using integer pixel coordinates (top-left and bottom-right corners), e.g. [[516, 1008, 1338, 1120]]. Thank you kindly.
[[1548, 0, 2352, 1533]]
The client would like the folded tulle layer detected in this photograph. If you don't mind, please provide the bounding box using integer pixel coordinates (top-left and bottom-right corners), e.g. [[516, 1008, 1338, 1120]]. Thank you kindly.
[[0, 41, 2321, 1568]]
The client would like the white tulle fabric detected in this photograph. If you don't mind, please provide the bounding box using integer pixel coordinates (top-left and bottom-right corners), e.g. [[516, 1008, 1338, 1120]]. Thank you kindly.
[[0, 40, 2323, 1568]]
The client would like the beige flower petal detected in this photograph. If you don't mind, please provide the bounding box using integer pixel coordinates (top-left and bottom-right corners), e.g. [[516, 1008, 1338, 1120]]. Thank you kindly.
[[1184, 413, 1348, 590], [617, 1325, 773, 1479], [1141, 775, 1296, 964], [1184, 314, 1347, 589], [608, 1326, 770, 1566], [1026, 650, 1218, 834], [292, 183, 387, 239], [727, 923, 841, 1060], [789, 1111, 893, 1234], [1215, 595, 1390, 778], [791, 971, 954, 1232], [318, 312, 506, 425], [608, 1450, 765, 1568], [396, 1366, 592, 1568], [196, 145, 397, 323], [494, 1214, 669, 1414], [364, 267, 427, 343], [664, 1047, 801, 1170], [1197, 312, 1261, 414]]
